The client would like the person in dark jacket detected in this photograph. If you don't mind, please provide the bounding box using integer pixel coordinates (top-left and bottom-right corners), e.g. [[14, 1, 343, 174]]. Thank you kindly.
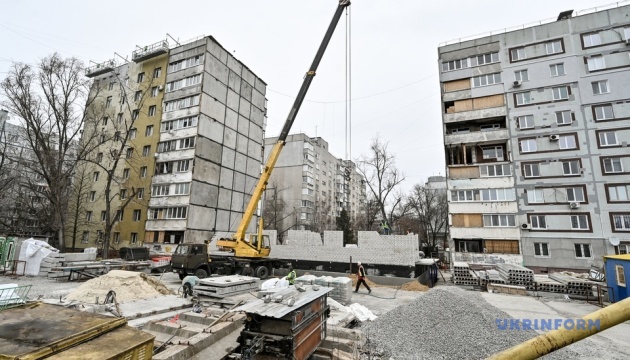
[[354, 261, 371, 294]]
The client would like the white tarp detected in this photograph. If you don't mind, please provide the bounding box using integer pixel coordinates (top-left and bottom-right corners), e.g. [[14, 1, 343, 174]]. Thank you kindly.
[[260, 278, 289, 291], [17, 238, 58, 276], [347, 303, 378, 322]]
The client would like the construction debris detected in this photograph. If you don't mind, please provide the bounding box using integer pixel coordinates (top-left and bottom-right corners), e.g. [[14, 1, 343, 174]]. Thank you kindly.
[[64, 270, 173, 303]]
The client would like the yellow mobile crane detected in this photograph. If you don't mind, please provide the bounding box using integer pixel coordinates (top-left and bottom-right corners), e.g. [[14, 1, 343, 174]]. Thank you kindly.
[[171, 0, 351, 280]]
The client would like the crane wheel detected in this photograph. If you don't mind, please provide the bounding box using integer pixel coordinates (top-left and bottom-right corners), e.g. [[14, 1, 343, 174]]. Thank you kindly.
[[255, 266, 269, 279]]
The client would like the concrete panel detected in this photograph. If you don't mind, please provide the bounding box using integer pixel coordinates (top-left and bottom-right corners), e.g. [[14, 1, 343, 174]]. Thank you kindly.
[[439, 42, 500, 62], [199, 94, 226, 123], [165, 84, 203, 101], [223, 126, 237, 150], [197, 115, 224, 144], [162, 105, 200, 121], [454, 252, 523, 266], [250, 106, 265, 128], [246, 156, 261, 178], [445, 129, 509, 145], [167, 44, 205, 62], [521, 237, 607, 270], [225, 108, 238, 131], [218, 187, 232, 210], [192, 157, 221, 184], [185, 229, 214, 243], [249, 123, 263, 144], [245, 175, 257, 194], [145, 219, 187, 232], [187, 205, 217, 231], [202, 75, 227, 104], [219, 167, 234, 189], [233, 172, 246, 193], [226, 89, 240, 112], [240, 80, 253, 102], [189, 181, 219, 207], [444, 107, 507, 123], [234, 152, 247, 173], [241, 67, 255, 86], [195, 137, 223, 164], [236, 133, 248, 154], [221, 147, 235, 168], [450, 226, 521, 239], [155, 148, 196, 163], [254, 77, 266, 96], [238, 99, 251, 119], [206, 42, 229, 74], [228, 71, 241, 94], [247, 139, 261, 160], [216, 209, 231, 231], [450, 177, 514, 189], [231, 192, 244, 211], [148, 196, 190, 208], [251, 89, 265, 110], [226, 54, 243, 75], [504, 28, 536, 47], [237, 115, 249, 137]]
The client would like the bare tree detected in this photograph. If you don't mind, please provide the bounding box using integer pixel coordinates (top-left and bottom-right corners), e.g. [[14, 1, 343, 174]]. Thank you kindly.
[[408, 183, 449, 250], [65, 164, 92, 251], [1, 54, 96, 250], [262, 184, 297, 244], [354, 195, 380, 231], [356, 136, 405, 227]]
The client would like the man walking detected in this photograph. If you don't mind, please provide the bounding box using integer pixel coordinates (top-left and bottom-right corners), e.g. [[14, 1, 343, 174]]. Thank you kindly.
[[354, 261, 371, 294]]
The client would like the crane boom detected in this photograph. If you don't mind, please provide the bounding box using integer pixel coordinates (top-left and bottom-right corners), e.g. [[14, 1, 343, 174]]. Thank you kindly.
[[217, 0, 351, 257]]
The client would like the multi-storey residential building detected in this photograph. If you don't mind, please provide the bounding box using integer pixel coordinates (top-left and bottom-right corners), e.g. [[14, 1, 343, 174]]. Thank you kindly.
[[263, 133, 366, 240], [75, 36, 267, 251], [439, 5, 630, 272]]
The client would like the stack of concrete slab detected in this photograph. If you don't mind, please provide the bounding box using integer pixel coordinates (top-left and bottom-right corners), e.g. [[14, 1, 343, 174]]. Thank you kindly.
[[193, 275, 258, 298], [533, 276, 567, 293], [549, 273, 593, 296], [496, 264, 534, 290], [478, 269, 506, 286], [39, 253, 65, 277], [43, 252, 99, 279], [452, 262, 478, 285], [295, 274, 317, 286]]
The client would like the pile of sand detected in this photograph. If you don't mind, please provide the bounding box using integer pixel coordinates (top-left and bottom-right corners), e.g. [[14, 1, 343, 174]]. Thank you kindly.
[[64, 270, 174, 303]]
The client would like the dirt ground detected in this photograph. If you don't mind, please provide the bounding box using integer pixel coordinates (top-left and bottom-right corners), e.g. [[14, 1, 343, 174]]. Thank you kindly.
[[347, 274, 428, 292]]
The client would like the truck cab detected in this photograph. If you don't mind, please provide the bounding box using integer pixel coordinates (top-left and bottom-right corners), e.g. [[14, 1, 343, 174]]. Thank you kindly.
[[170, 243, 209, 280]]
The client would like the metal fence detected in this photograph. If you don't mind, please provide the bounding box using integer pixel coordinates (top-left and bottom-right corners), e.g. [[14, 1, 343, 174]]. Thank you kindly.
[[0, 285, 31, 311]]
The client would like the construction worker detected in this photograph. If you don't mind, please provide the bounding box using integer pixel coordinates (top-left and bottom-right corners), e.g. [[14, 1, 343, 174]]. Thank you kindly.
[[285, 265, 296, 285], [354, 261, 371, 294]]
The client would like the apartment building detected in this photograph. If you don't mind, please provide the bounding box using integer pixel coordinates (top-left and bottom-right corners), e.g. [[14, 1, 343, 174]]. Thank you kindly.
[[439, 4, 630, 271], [75, 36, 267, 251], [263, 134, 366, 239]]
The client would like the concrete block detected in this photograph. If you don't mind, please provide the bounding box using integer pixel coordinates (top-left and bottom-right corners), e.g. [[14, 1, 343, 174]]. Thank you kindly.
[[203, 75, 228, 104], [200, 94, 226, 124], [218, 188, 232, 209], [248, 123, 262, 144], [189, 181, 219, 207], [152, 344, 193, 360], [246, 157, 261, 178], [224, 108, 238, 131], [226, 89, 239, 112], [234, 152, 247, 174], [232, 172, 245, 193], [236, 133, 248, 155], [247, 139, 260, 160], [240, 80, 253, 102], [204, 49, 229, 83], [223, 127, 237, 150], [226, 56, 243, 77], [241, 67, 255, 87], [216, 210, 230, 230], [237, 115, 249, 137], [192, 157, 221, 183], [219, 168, 234, 189], [238, 99, 251, 119], [188, 206, 217, 231], [251, 88, 265, 110], [254, 77, 266, 95], [197, 115, 224, 144], [250, 106, 265, 127], [231, 192, 244, 211], [221, 147, 235, 169]]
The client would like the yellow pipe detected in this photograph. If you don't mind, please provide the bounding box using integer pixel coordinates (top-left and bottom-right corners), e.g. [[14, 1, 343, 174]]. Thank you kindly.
[[488, 297, 630, 360]]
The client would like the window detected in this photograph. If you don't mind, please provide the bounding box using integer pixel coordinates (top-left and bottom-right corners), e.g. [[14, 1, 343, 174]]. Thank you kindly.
[[442, 58, 469, 72], [514, 70, 528, 82], [563, 160, 580, 175], [102, 116, 108, 126], [451, 190, 478, 202], [134, 91, 142, 102], [117, 209, 124, 221], [523, 163, 540, 178], [93, 171, 99, 182], [608, 184, 630, 201], [155, 162, 173, 174], [140, 166, 147, 178], [480, 124, 500, 132], [81, 231, 89, 244], [145, 126, 153, 137], [483, 214, 516, 227], [131, 233, 138, 244], [120, 189, 127, 200], [160, 116, 199, 132], [567, 187, 585, 202], [482, 146, 503, 161], [530, 215, 547, 229], [555, 111, 572, 125], [178, 137, 194, 149], [123, 168, 130, 179], [480, 164, 511, 177], [480, 188, 516, 201], [604, 158, 624, 173], [153, 67, 161, 78], [157, 140, 177, 153], [475, 52, 499, 65], [113, 232, 120, 244], [515, 92, 531, 105], [117, 113, 123, 123], [164, 95, 200, 111], [175, 160, 190, 172], [511, 48, 526, 61], [520, 139, 537, 153], [583, 33, 601, 47], [114, 131, 121, 142], [550, 63, 565, 77], [108, 82, 115, 90], [151, 87, 159, 97], [96, 153, 103, 163], [450, 127, 470, 134], [148, 105, 156, 117], [129, 128, 137, 139], [616, 265, 626, 287], [126, 148, 133, 158], [174, 183, 190, 195], [133, 210, 141, 221], [552, 86, 569, 100], [517, 115, 534, 129], [137, 188, 144, 199], [619, 244, 630, 255], [599, 131, 618, 146], [527, 189, 544, 203], [613, 214, 630, 230], [571, 215, 589, 230], [89, 191, 96, 202], [592, 81, 609, 95], [587, 56, 605, 71], [137, 72, 144, 83], [142, 145, 151, 157], [534, 243, 550, 257], [168, 55, 204, 73], [166, 74, 202, 92], [132, 109, 139, 120], [472, 73, 501, 87], [594, 105, 614, 120], [574, 244, 592, 258], [559, 135, 577, 149], [106, 96, 112, 107], [86, 211, 92, 221], [152, 185, 170, 197], [546, 40, 563, 54]]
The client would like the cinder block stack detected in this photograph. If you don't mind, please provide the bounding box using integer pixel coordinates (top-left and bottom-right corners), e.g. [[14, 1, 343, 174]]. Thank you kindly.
[[294, 275, 317, 286], [549, 273, 594, 296], [452, 262, 478, 285], [328, 277, 353, 305], [39, 253, 64, 277], [496, 264, 534, 290], [533, 276, 567, 293]]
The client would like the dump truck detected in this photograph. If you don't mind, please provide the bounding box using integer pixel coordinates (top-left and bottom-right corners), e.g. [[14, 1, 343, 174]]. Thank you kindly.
[[171, 0, 351, 280]]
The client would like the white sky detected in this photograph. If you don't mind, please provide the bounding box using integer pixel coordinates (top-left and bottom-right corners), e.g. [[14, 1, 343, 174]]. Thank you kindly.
[[0, 0, 609, 193]]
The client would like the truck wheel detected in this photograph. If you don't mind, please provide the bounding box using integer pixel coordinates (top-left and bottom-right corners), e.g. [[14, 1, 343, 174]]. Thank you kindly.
[[194, 268, 209, 279], [178, 273, 186, 281], [255, 266, 269, 279]]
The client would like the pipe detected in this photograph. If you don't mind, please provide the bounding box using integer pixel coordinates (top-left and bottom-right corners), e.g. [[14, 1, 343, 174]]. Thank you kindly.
[[487, 297, 630, 360]]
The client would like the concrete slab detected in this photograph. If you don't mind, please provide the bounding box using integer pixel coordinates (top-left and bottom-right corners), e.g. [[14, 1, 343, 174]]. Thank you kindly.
[[117, 295, 192, 319]]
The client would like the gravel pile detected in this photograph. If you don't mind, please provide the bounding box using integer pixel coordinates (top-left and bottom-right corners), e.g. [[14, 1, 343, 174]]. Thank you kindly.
[[361, 286, 603, 359]]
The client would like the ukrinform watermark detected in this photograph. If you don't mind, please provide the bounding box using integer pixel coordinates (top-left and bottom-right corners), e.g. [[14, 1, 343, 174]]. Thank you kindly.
[[496, 318, 600, 331]]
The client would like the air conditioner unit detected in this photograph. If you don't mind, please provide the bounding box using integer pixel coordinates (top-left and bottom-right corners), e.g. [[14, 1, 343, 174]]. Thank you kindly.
[[521, 223, 531, 230], [569, 201, 581, 209], [549, 134, 560, 141], [513, 80, 522, 87]]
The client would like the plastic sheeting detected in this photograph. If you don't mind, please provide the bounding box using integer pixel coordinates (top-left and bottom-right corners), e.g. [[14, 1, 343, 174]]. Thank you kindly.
[[17, 238, 58, 276], [260, 278, 290, 290], [348, 303, 377, 322]]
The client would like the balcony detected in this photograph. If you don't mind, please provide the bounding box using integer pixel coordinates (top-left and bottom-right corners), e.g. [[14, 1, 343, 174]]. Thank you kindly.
[[133, 40, 169, 62], [85, 60, 116, 78], [444, 107, 506, 123], [445, 129, 509, 145]]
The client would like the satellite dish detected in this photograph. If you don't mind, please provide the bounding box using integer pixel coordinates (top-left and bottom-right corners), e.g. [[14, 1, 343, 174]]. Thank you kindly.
[[609, 236, 620, 246]]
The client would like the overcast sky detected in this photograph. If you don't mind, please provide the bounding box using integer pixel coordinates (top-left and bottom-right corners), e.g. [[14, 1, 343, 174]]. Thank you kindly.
[[0, 0, 608, 193]]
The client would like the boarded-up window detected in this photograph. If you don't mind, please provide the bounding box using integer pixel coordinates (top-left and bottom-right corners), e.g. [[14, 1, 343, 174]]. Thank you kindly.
[[450, 94, 504, 113], [452, 214, 483, 227], [443, 78, 471, 92], [454, 99, 473, 112], [449, 166, 480, 179], [485, 240, 520, 254]]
